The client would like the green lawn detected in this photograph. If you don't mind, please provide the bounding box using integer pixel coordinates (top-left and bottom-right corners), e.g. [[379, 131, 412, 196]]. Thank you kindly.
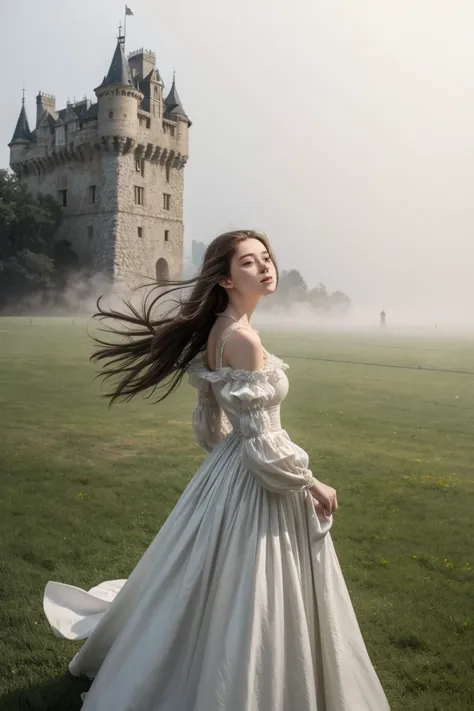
[[0, 317, 473, 710]]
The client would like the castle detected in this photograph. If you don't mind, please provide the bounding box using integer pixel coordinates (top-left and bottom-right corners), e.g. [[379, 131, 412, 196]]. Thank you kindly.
[[8, 31, 191, 290]]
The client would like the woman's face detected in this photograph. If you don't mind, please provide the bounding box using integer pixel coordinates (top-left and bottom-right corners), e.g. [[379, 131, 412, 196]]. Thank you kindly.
[[221, 237, 277, 297]]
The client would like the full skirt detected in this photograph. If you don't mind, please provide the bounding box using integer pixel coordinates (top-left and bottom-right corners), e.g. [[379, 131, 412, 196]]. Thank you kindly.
[[43, 432, 390, 711]]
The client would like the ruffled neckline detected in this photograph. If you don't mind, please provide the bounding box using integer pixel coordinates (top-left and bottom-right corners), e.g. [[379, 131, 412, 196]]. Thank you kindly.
[[188, 352, 289, 384]]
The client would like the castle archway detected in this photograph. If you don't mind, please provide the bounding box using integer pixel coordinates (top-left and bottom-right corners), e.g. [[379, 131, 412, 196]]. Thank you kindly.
[[155, 258, 169, 284]]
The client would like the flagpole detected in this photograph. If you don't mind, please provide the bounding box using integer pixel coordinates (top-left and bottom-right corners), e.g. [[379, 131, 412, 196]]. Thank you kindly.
[[124, 5, 127, 41]]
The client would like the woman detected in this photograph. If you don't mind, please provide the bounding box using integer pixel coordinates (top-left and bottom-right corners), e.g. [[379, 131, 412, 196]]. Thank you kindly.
[[43, 230, 390, 710]]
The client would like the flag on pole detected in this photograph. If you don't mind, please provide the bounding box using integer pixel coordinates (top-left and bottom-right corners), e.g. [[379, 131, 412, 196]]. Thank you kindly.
[[125, 5, 134, 15]]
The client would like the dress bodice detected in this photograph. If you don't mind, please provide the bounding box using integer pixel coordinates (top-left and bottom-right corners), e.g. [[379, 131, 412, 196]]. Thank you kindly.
[[188, 353, 289, 438], [187, 352, 314, 494], [208, 354, 289, 433]]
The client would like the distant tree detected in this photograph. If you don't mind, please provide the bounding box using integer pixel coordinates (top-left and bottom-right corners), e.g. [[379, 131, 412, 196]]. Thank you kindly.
[[0, 171, 62, 259], [308, 283, 329, 309], [0, 169, 79, 311], [274, 269, 308, 304], [259, 268, 352, 316], [327, 290, 351, 315], [2, 249, 55, 292]]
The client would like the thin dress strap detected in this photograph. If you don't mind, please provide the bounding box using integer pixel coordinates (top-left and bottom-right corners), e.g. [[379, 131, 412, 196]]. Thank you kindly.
[[217, 325, 253, 370]]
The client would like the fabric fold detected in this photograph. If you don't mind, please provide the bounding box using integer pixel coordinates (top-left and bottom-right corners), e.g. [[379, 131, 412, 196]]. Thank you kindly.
[[43, 580, 126, 640], [41, 350, 391, 711], [188, 360, 232, 452]]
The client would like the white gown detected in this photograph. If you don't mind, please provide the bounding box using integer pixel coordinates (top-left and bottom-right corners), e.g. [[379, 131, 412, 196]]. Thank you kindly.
[[43, 350, 390, 710]]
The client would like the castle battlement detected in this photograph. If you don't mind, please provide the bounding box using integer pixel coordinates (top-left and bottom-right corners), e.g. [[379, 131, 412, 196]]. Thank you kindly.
[[128, 48, 155, 59], [37, 91, 56, 100], [8, 33, 191, 290]]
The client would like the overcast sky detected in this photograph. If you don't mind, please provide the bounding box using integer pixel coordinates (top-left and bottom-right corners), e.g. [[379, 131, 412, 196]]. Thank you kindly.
[[2, 0, 474, 321]]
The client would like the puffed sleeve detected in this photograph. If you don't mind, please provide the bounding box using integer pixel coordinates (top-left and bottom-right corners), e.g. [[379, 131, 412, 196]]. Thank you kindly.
[[188, 359, 232, 453], [219, 371, 315, 494]]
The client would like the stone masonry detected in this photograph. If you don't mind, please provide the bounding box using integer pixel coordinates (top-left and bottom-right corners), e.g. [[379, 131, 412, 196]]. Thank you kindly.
[[8, 33, 191, 290]]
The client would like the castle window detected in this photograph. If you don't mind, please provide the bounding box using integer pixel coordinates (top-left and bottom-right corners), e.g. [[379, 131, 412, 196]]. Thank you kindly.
[[163, 193, 171, 210], [165, 164, 170, 183], [134, 186, 144, 205], [55, 125, 66, 148], [87, 226, 94, 239], [164, 230, 169, 242], [109, 110, 114, 118], [89, 185, 96, 204], [138, 227, 143, 238], [138, 115, 151, 129], [58, 189, 67, 207], [169, 125, 175, 137], [136, 159, 145, 177]]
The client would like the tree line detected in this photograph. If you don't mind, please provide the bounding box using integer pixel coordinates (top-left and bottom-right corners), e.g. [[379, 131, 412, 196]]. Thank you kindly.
[[0, 170, 81, 312]]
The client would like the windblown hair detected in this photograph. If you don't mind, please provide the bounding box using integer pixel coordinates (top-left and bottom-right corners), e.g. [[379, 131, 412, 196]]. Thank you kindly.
[[90, 230, 278, 405]]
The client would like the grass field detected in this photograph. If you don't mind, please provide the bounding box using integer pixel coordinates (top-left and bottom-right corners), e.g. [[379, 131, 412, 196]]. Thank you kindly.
[[0, 317, 473, 711]]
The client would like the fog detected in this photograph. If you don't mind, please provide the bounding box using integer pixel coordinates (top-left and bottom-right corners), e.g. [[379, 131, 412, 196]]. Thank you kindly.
[[6, 274, 471, 342], [2, 1, 474, 330], [253, 305, 474, 336]]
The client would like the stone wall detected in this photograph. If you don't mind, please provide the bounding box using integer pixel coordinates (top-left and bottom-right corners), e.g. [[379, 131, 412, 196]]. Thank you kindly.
[[17, 147, 184, 288], [114, 152, 184, 287], [20, 151, 118, 277]]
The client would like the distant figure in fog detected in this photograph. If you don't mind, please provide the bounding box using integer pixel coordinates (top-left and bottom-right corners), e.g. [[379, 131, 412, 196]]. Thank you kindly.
[[380, 310, 386, 327]]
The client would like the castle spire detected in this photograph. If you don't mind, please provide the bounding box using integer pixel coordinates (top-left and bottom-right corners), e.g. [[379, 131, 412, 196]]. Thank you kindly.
[[9, 93, 32, 145], [101, 35, 133, 87], [164, 74, 191, 124]]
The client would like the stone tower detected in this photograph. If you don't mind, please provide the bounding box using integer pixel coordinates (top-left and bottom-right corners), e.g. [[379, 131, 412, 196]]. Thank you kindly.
[[8, 32, 191, 290]]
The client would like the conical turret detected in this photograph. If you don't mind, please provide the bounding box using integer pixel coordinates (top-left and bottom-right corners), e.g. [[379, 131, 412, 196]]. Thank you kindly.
[[9, 95, 33, 171], [95, 34, 143, 141], [101, 38, 133, 87], [164, 76, 191, 125], [9, 97, 32, 145]]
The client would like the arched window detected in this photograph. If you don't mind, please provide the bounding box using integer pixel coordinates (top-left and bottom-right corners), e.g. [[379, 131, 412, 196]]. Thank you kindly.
[[155, 258, 169, 284]]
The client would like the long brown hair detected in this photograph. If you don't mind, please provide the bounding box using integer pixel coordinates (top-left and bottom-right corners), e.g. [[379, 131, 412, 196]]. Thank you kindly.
[[90, 230, 278, 405]]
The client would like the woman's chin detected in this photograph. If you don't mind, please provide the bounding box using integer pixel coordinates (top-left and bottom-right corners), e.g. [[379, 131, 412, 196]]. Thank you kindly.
[[260, 281, 276, 294]]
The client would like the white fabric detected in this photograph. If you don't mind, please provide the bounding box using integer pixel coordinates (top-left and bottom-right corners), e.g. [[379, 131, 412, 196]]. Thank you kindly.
[[43, 352, 390, 710]]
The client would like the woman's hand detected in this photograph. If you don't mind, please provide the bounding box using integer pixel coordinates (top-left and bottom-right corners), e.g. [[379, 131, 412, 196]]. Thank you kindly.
[[309, 478, 338, 518]]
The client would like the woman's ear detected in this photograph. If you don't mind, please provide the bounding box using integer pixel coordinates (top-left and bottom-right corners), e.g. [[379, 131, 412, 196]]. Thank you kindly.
[[218, 277, 233, 290]]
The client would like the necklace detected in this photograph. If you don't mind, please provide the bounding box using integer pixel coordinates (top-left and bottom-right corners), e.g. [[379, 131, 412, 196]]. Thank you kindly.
[[216, 312, 240, 323], [216, 313, 257, 332]]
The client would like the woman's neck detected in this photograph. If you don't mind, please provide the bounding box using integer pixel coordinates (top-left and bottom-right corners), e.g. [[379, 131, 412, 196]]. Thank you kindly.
[[219, 297, 259, 326]]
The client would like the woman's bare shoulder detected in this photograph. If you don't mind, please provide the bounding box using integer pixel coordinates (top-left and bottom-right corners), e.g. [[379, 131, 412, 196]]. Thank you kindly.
[[223, 327, 265, 371]]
